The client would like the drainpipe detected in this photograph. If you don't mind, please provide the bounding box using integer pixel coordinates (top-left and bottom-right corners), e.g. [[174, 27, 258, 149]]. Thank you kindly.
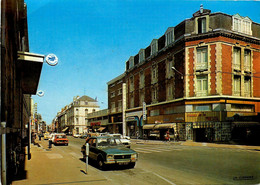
[[1, 122, 6, 185], [0, 0, 3, 184]]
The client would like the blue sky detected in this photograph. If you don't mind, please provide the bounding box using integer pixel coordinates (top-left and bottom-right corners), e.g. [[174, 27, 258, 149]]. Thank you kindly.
[[25, 0, 260, 125]]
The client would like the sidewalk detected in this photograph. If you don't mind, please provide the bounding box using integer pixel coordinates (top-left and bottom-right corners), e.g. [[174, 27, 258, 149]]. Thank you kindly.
[[132, 139, 260, 151], [12, 139, 111, 185]]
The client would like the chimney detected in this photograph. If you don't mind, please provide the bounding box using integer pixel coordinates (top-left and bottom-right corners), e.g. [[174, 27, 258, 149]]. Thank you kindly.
[[200, 4, 203, 14]]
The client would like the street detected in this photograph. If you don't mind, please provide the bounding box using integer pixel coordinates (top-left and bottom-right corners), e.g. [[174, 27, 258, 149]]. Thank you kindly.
[[13, 137, 260, 185]]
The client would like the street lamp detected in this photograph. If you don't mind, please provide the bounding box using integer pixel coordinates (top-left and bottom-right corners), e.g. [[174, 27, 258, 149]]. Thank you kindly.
[[171, 67, 184, 79]]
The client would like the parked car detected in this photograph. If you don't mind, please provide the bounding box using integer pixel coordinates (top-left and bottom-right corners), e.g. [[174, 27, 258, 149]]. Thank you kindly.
[[107, 134, 131, 148], [73, 134, 81, 138], [53, 134, 69, 145], [81, 136, 137, 170]]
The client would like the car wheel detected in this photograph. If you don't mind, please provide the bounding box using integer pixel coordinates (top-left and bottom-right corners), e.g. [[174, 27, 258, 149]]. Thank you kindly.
[[128, 162, 135, 169], [97, 157, 106, 170]]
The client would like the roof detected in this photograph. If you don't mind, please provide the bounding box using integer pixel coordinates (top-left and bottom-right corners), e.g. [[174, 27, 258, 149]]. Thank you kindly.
[[77, 95, 97, 102]]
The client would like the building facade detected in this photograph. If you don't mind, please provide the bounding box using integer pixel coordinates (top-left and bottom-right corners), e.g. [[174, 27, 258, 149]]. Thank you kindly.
[[0, 0, 44, 184], [57, 95, 100, 135], [105, 7, 260, 143]]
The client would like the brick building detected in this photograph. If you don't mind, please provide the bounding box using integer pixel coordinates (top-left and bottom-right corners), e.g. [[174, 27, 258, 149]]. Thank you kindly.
[[106, 6, 260, 143]]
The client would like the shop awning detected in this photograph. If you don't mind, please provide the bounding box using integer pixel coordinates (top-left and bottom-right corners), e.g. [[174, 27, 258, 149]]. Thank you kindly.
[[62, 127, 69, 132], [17, 51, 44, 94], [98, 127, 106, 131], [233, 122, 260, 127], [143, 123, 175, 130]]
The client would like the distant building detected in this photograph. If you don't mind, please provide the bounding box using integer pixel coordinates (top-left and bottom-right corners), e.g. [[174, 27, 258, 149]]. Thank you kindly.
[[57, 95, 100, 134]]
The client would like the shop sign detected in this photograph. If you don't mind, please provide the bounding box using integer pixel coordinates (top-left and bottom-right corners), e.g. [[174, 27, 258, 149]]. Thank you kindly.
[[143, 102, 146, 120], [126, 117, 136, 121]]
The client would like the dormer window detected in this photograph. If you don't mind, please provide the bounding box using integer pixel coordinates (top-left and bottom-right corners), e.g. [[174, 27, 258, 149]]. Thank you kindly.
[[232, 14, 252, 35], [150, 39, 158, 55], [165, 27, 174, 46], [129, 56, 134, 69], [198, 17, 206, 33], [139, 49, 145, 63]]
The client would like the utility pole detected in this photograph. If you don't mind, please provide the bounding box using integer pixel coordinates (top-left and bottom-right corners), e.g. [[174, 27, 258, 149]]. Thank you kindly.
[[122, 83, 126, 137]]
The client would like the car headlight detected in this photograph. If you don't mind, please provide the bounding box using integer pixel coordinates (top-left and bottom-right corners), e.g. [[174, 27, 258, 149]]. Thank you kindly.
[[107, 155, 114, 160], [131, 154, 137, 159]]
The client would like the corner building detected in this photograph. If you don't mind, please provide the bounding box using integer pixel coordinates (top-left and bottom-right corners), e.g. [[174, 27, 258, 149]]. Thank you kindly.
[[121, 7, 260, 143]]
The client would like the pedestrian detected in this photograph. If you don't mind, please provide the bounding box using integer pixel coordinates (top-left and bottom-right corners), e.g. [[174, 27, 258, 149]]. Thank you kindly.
[[165, 130, 170, 142]]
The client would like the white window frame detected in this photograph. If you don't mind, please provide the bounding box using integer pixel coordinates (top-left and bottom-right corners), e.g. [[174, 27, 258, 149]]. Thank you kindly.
[[139, 49, 145, 63], [244, 77, 251, 97], [166, 60, 174, 78], [111, 102, 116, 113], [139, 71, 145, 88], [139, 91, 145, 106], [110, 91, 115, 98], [244, 49, 251, 72], [129, 76, 134, 92], [129, 56, 134, 69], [233, 75, 241, 96], [152, 87, 158, 102], [165, 27, 174, 46], [196, 75, 208, 97], [233, 47, 241, 70], [196, 47, 208, 71], [232, 14, 252, 35], [150, 39, 158, 55]]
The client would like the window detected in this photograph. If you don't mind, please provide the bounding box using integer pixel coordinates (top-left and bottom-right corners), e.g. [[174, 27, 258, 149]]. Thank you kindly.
[[152, 87, 157, 102], [110, 91, 115, 98], [140, 71, 145, 88], [118, 100, 122, 112], [165, 28, 174, 46], [151, 39, 158, 55], [76, 118, 79, 125], [233, 47, 241, 70], [129, 76, 134, 92], [92, 109, 96, 112], [85, 101, 88, 105], [111, 102, 116, 113], [129, 56, 134, 69], [130, 95, 134, 108], [232, 14, 252, 35], [85, 118, 88, 124], [150, 109, 159, 116], [85, 109, 88, 116], [196, 75, 208, 96], [244, 50, 251, 71], [231, 104, 254, 112], [139, 91, 145, 106], [151, 65, 158, 84], [197, 47, 208, 71], [139, 49, 145, 63], [194, 105, 211, 111], [118, 88, 122, 95], [198, 17, 206, 33], [244, 76, 251, 97], [166, 60, 173, 78], [166, 82, 174, 100], [233, 75, 241, 96]]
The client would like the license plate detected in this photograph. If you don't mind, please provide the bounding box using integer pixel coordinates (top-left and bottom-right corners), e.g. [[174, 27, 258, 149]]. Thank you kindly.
[[119, 162, 129, 165]]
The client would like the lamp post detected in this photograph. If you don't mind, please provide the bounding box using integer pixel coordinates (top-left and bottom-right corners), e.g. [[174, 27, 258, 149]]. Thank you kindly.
[[171, 67, 184, 79]]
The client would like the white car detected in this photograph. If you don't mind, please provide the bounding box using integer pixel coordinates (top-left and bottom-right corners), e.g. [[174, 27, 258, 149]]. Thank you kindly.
[[73, 134, 81, 138], [108, 134, 131, 148]]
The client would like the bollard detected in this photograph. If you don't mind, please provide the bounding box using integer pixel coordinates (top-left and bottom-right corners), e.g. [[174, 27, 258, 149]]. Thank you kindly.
[[85, 143, 89, 174], [48, 139, 52, 149]]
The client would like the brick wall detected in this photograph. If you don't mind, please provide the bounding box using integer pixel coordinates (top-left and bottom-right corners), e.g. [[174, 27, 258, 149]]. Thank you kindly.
[[253, 50, 260, 97], [222, 44, 232, 95], [210, 44, 217, 95]]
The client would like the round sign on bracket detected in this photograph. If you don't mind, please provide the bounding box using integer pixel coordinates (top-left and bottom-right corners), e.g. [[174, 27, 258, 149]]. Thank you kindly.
[[37, 90, 45, 97], [45, 54, 58, 66]]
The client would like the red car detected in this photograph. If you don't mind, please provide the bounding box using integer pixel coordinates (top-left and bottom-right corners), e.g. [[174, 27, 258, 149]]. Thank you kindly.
[[53, 134, 69, 146]]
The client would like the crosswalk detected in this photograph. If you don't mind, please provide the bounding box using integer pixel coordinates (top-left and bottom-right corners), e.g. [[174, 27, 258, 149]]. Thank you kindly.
[[133, 146, 181, 154]]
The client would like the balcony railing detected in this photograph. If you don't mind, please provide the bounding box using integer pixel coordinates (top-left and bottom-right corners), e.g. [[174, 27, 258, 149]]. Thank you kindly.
[[244, 64, 251, 72], [233, 63, 241, 71], [196, 63, 208, 71], [233, 90, 241, 96], [196, 91, 208, 97]]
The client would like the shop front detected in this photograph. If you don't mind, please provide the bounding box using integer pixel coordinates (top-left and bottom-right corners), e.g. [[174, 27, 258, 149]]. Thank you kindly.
[[126, 111, 143, 138]]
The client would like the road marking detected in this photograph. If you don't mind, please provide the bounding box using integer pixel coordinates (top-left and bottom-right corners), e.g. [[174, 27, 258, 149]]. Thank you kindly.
[[46, 153, 63, 159], [152, 172, 176, 185]]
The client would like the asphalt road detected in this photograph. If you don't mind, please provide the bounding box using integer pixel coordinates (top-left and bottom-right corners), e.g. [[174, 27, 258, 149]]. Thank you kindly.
[[49, 136, 260, 185]]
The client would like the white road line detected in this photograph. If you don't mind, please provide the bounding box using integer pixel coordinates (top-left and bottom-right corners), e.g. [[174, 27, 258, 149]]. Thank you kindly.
[[152, 172, 177, 185]]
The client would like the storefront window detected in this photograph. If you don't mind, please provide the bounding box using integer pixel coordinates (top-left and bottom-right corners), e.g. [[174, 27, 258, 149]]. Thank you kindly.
[[194, 104, 211, 111]]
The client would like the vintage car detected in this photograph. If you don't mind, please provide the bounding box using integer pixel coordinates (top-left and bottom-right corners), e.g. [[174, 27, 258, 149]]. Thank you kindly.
[[53, 134, 69, 145], [81, 136, 137, 170], [107, 134, 131, 148]]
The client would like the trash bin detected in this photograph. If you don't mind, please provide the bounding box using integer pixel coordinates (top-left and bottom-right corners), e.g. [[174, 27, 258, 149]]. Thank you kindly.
[[48, 139, 52, 149]]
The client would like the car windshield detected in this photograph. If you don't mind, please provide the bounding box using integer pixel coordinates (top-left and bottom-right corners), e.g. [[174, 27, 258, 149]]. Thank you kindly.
[[97, 137, 123, 147], [56, 135, 66, 139]]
